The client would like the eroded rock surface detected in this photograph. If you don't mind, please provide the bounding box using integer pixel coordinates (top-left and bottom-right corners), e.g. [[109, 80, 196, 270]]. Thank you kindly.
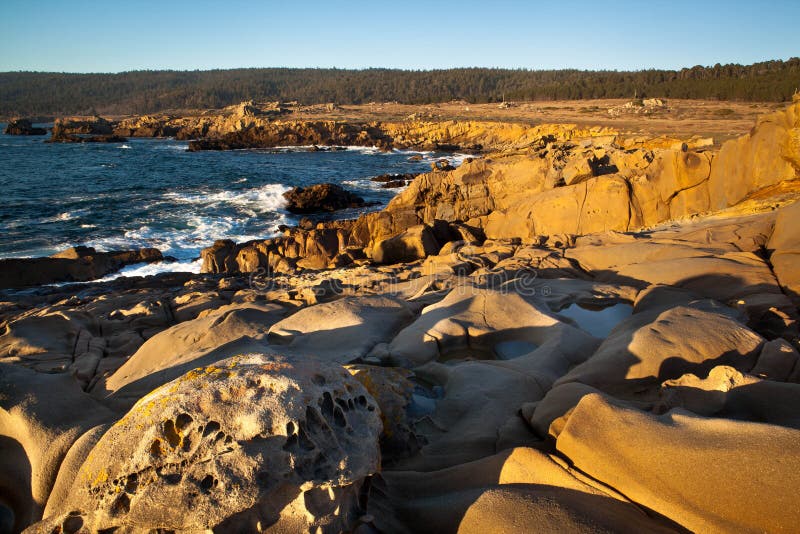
[[4, 102, 800, 533], [28, 353, 382, 533]]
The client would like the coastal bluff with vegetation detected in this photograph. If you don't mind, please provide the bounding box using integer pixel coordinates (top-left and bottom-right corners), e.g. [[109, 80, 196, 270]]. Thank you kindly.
[[2, 97, 800, 532]]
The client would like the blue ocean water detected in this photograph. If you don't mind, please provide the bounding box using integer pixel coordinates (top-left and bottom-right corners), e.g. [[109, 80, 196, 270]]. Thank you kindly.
[[0, 127, 459, 275]]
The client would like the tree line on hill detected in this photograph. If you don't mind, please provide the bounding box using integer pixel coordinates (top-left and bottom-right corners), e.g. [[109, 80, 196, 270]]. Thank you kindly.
[[1, 58, 798, 118]]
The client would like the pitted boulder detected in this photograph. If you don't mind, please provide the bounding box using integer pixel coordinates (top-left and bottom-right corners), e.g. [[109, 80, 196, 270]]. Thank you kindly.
[[31, 353, 382, 533]]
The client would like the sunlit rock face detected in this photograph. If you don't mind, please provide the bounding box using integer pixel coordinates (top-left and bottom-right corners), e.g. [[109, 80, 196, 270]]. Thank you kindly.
[[26, 353, 382, 533]]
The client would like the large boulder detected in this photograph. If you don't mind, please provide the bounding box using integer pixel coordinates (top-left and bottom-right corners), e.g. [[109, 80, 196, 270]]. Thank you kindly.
[[32, 353, 382, 533], [633, 149, 713, 222], [371, 224, 440, 264], [386, 286, 601, 368], [283, 183, 374, 213], [484, 175, 634, 240], [3, 118, 47, 135], [200, 239, 239, 273]]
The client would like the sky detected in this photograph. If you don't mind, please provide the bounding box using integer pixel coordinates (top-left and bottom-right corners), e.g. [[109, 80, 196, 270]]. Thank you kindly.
[[0, 0, 798, 72]]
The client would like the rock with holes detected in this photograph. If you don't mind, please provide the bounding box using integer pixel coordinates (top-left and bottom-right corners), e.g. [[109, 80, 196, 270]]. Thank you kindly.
[[29, 353, 382, 533]]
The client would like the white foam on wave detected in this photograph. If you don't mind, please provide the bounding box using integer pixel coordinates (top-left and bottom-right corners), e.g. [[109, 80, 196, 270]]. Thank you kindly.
[[152, 143, 189, 151], [78, 183, 292, 270], [39, 209, 90, 224], [344, 146, 385, 155], [86, 212, 284, 264], [342, 178, 407, 193], [409, 151, 476, 167], [48, 258, 204, 287], [165, 182, 290, 217], [98, 258, 204, 282], [119, 144, 132, 149], [393, 148, 434, 156]]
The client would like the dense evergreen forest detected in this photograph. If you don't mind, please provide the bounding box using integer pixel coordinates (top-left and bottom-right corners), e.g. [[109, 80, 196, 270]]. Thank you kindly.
[[1, 59, 798, 117]]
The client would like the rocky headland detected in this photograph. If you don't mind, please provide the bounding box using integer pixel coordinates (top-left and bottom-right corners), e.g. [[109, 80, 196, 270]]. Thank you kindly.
[[1, 98, 800, 533]]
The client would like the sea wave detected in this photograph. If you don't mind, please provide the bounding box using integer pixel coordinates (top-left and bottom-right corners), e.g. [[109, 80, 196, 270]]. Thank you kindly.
[[164, 182, 290, 217], [85, 212, 283, 263], [152, 143, 190, 151], [48, 258, 204, 286], [97, 258, 204, 281], [342, 178, 407, 192], [119, 144, 132, 149], [39, 209, 90, 224]]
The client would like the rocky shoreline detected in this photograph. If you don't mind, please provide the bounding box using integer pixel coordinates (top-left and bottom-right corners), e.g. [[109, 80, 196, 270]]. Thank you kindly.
[[1, 99, 799, 532]]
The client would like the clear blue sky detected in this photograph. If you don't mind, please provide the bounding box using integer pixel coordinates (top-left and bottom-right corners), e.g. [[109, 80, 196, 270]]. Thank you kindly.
[[1, 0, 797, 72]]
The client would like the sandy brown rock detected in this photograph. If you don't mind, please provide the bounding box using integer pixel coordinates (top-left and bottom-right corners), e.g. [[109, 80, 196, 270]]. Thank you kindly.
[[553, 301, 764, 400], [268, 296, 414, 362], [32, 353, 382, 533], [369, 447, 676, 534], [768, 200, 800, 305], [0, 364, 116, 532], [556, 393, 800, 533], [99, 303, 288, 408], [751, 338, 800, 381], [371, 224, 440, 264], [707, 100, 800, 210], [386, 286, 600, 368], [0, 247, 164, 289]]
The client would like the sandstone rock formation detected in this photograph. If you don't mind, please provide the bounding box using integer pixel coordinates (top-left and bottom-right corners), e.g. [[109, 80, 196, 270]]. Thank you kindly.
[[3, 119, 47, 135], [555, 393, 800, 532], [48, 116, 126, 143], [371, 224, 440, 265], [0, 246, 164, 289], [28, 353, 382, 533]]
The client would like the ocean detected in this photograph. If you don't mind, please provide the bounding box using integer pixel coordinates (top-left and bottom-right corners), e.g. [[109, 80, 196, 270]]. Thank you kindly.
[[0, 126, 464, 277]]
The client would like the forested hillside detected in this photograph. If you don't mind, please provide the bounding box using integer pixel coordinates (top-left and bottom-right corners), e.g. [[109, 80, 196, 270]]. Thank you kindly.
[[1, 59, 798, 117]]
